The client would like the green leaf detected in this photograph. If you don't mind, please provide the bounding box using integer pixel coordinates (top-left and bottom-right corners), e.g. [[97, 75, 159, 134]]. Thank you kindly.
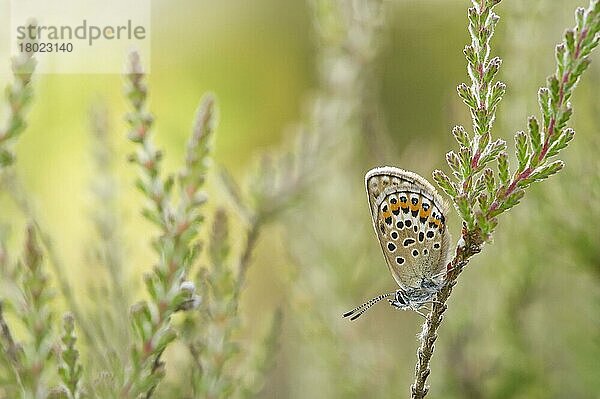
[[456, 194, 475, 229], [496, 188, 525, 215], [483, 168, 496, 197], [538, 88, 551, 127], [0, 148, 15, 167], [480, 138, 506, 165], [565, 29, 576, 56], [575, 7, 585, 32], [488, 81, 506, 110], [527, 116, 542, 155], [547, 76, 561, 107], [452, 125, 471, 147], [473, 174, 487, 197], [514, 131, 528, 171], [572, 57, 591, 79], [144, 273, 159, 302], [497, 151, 509, 185], [483, 57, 502, 84], [555, 43, 567, 76], [528, 160, 565, 182], [445, 150, 462, 180], [463, 44, 477, 67], [141, 207, 163, 227], [459, 146, 473, 178], [546, 128, 575, 157], [433, 170, 458, 198], [457, 84, 477, 109], [477, 193, 490, 213]]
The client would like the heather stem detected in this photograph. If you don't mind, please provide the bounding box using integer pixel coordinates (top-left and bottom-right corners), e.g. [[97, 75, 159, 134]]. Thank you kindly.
[[411, 228, 484, 399]]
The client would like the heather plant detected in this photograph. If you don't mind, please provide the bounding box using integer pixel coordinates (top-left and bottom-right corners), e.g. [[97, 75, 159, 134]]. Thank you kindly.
[[0, 36, 36, 170], [217, 1, 388, 396], [413, 0, 600, 397], [0, 44, 280, 399], [0, 1, 599, 398], [120, 52, 282, 399], [120, 52, 206, 397], [179, 208, 282, 398]]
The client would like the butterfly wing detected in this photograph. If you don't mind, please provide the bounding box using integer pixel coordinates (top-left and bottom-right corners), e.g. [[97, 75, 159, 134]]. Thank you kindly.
[[365, 167, 452, 289]]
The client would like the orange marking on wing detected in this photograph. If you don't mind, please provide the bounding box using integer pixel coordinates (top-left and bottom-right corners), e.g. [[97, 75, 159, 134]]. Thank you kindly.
[[419, 206, 432, 219], [409, 199, 420, 212]]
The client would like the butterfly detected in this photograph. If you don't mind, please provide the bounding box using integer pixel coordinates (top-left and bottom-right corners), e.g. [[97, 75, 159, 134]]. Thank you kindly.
[[343, 167, 452, 320]]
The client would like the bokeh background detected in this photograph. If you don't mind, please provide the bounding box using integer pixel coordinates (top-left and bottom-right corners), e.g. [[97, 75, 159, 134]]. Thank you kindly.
[[0, 0, 599, 398]]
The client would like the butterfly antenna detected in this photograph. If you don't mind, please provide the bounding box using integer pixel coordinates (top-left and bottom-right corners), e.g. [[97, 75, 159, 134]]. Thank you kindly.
[[342, 292, 395, 321]]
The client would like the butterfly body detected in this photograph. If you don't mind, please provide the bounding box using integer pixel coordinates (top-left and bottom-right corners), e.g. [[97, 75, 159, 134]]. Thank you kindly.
[[343, 167, 452, 321]]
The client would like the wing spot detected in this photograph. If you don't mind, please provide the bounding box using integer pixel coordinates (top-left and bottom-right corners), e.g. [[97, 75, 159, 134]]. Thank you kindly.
[[403, 238, 416, 247], [396, 221, 404, 229], [391, 231, 399, 240], [405, 220, 412, 228], [413, 225, 418, 232], [418, 232, 425, 242], [434, 243, 441, 249], [426, 231, 435, 239], [412, 249, 419, 257], [396, 257, 405, 265], [387, 242, 397, 252]]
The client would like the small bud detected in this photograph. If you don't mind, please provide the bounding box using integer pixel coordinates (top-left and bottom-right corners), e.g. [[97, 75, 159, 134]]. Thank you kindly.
[[180, 280, 195, 293]]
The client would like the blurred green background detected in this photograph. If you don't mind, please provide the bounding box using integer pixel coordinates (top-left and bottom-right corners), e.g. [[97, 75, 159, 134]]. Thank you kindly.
[[0, 0, 599, 398]]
